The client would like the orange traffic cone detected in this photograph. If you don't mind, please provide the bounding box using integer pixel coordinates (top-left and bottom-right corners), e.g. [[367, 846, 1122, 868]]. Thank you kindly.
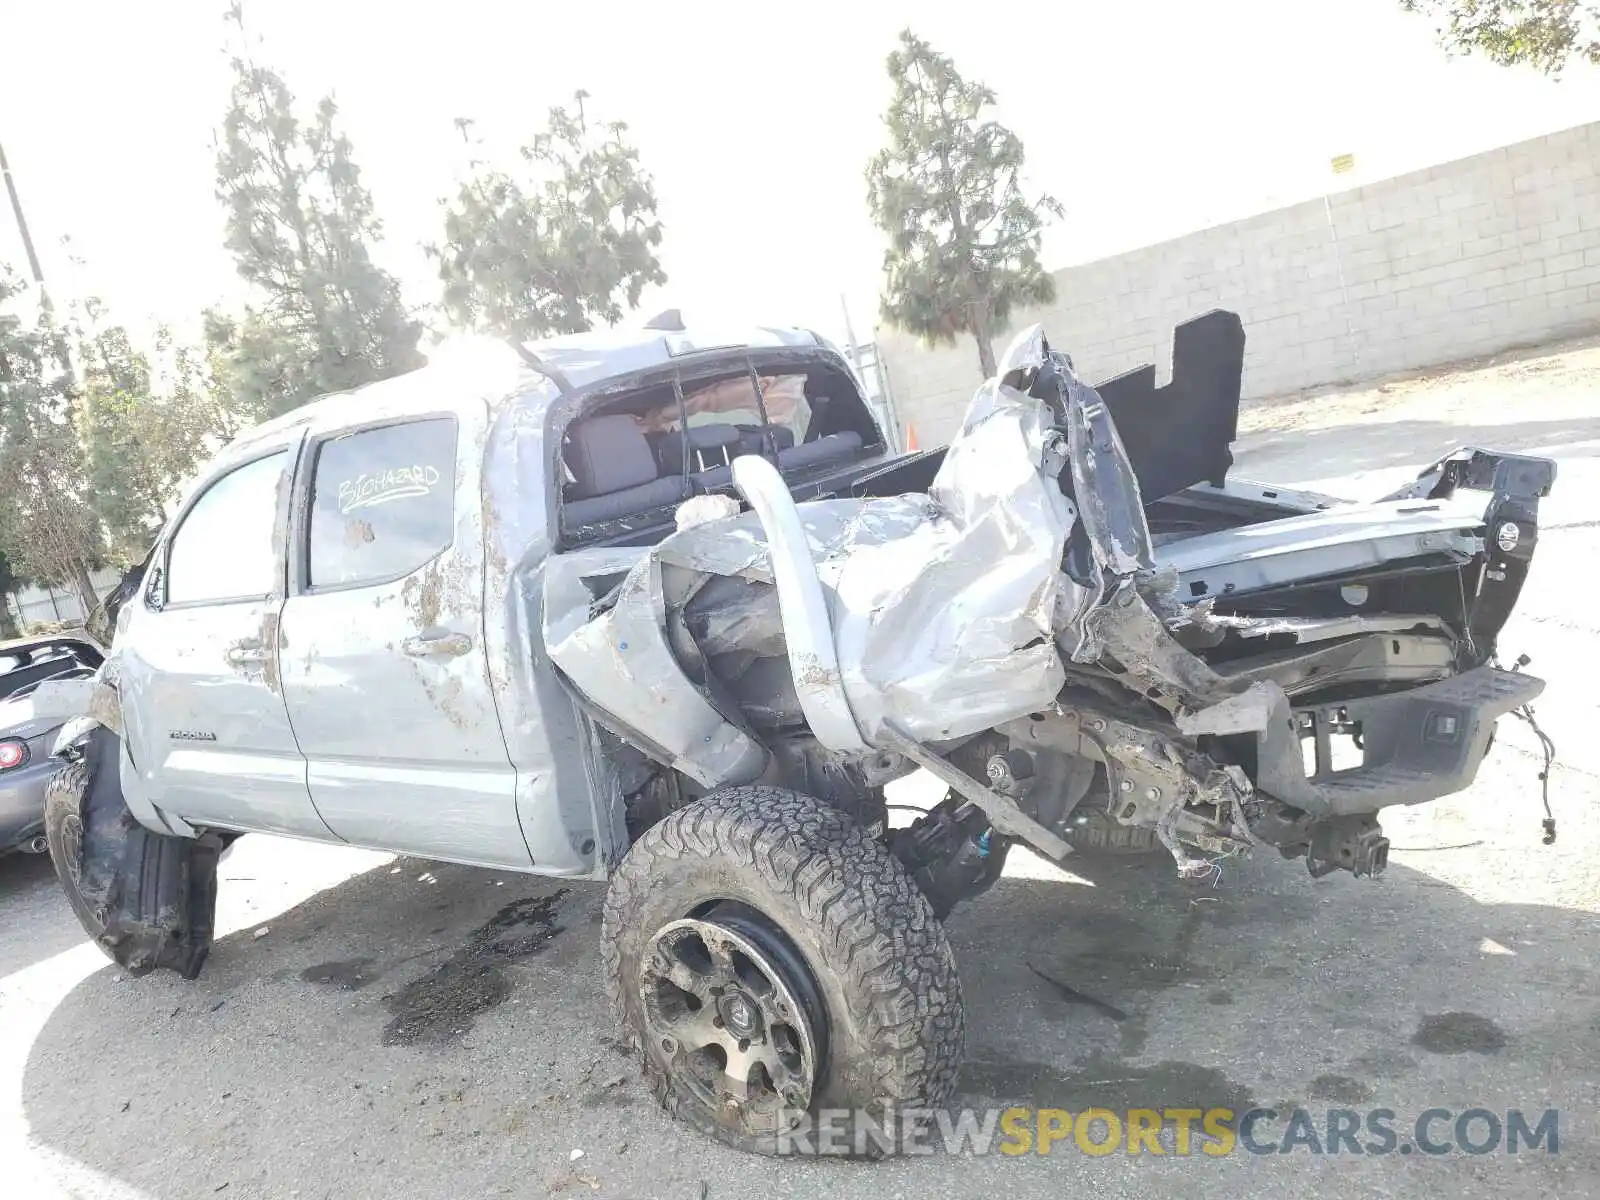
[[905, 423, 919, 451]]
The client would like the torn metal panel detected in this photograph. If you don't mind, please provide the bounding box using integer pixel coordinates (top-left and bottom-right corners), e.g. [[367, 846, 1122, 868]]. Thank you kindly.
[[1209, 630, 1457, 698], [654, 510, 775, 582], [1175, 681, 1281, 736], [823, 381, 1087, 743], [1381, 446, 1557, 504], [1062, 371, 1155, 579], [683, 575, 786, 659], [532, 313, 1556, 880], [1085, 581, 1238, 710], [1212, 612, 1451, 643], [557, 367, 1094, 760], [1156, 495, 1487, 600], [544, 552, 768, 788], [731, 454, 866, 753]]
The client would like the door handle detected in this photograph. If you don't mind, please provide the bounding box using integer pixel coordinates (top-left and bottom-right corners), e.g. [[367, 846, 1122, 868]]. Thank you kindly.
[[225, 640, 270, 665], [402, 632, 473, 658]]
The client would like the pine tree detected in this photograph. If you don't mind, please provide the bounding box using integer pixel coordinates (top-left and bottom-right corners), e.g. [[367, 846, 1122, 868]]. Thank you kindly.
[[0, 270, 104, 618], [433, 92, 666, 341], [75, 302, 233, 566], [209, 3, 422, 417], [866, 30, 1061, 381]]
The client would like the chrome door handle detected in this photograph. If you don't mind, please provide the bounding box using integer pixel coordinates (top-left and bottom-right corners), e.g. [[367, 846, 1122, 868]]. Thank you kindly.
[[402, 632, 473, 658], [225, 640, 270, 665]]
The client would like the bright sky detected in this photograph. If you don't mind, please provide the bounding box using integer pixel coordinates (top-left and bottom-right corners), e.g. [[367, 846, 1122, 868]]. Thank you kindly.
[[4, 0, 1600, 347]]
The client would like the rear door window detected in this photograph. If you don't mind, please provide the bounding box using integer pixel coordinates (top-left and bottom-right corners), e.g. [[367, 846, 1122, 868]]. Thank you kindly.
[[307, 418, 458, 589]]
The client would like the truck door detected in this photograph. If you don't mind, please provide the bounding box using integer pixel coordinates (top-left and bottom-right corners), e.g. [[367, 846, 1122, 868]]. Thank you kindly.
[[119, 442, 329, 839], [276, 408, 531, 869]]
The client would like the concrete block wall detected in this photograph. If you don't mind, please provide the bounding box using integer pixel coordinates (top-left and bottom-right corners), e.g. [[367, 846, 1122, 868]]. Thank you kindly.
[[880, 121, 1600, 445]]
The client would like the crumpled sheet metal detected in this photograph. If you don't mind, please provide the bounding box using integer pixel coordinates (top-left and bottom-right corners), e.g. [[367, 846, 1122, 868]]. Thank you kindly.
[[1063, 364, 1156, 580], [556, 365, 1095, 766], [543, 550, 768, 788], [824, 385, 1085, 743]]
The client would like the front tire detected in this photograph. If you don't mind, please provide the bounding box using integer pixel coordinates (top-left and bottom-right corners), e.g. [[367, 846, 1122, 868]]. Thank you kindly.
[[44, 759, 107, 942], [43, 729, 218, 978], [602, 785, 964, 1156]]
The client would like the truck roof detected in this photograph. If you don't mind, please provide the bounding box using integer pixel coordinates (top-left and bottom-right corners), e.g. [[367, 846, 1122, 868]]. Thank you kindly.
[[227, 322, 833, 457]]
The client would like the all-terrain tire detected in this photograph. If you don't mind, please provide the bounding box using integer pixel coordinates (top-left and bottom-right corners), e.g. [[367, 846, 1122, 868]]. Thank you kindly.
[[44, 729, 218, 978], [44, 758, 107, 941], [602, 785, 964, 1156]]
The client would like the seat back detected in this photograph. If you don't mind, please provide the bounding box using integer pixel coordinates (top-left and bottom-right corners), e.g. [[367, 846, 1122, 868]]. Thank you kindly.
[[566, 414, 661, 499]]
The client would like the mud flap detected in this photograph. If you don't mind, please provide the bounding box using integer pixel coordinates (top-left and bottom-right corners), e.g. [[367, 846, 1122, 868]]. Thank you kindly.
[[70, 729, 220, 978]]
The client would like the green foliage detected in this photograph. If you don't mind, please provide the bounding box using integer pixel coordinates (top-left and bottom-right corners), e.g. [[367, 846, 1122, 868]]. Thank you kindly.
[[209, 4, 422, 417], [1, 263, 243, 626], [433, 92, 666, 341], [0, 270, 104, 614], [0, 553, 17, 638], [866, 30, 1062, 380], [1401, 0, 1600, 73], [74, 303, 235, 566]]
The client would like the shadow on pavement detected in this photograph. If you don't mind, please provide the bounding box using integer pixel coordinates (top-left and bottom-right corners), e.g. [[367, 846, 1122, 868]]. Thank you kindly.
[[19, 834, 1600, 1199]]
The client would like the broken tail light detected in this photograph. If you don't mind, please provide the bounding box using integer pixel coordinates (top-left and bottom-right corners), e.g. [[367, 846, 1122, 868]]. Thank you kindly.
[[0, 739, 27, 771]]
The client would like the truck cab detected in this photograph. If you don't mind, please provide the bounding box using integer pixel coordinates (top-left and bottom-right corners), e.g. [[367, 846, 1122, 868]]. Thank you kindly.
[[104, 322, 910, 879]]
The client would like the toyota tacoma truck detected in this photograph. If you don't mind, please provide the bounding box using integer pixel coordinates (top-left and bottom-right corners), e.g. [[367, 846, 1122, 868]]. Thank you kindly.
[[35, 309, 1553, 1155]]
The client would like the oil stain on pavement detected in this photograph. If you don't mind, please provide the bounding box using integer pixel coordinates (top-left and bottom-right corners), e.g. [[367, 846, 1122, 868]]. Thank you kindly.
[[1307, 1073, 1374, 1103], [299, 957, 380, 990], [380, 889, 569, 1046], [1411, 1011, 1508, 1054]]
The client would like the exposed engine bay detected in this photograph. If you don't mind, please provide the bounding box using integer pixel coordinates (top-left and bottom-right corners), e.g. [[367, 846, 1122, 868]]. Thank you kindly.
[[546, 313, 1554, 915]]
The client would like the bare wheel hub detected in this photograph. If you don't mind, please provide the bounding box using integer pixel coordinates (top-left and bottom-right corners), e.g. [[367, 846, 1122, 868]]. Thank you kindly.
[[639, 914, 822, 1136]]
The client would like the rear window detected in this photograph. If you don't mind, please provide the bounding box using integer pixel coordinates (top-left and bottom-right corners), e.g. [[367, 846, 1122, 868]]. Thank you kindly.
[[632, 374, 811, 444]]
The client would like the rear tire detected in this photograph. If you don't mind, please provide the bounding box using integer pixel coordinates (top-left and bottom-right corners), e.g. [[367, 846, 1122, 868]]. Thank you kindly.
[[602, 785, 964, 1156]]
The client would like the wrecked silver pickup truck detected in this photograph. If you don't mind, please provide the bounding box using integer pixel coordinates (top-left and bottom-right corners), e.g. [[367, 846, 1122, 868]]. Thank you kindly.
[[38, 311, 1553, 1154]]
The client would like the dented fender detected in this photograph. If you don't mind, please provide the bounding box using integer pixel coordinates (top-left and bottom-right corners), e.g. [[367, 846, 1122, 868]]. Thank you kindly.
[[29, 665, 195, 838], [31, 673, 120, 756]]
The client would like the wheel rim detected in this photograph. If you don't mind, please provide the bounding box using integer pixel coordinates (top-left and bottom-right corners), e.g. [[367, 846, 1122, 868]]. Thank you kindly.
[[638, 912, 823, 1138]]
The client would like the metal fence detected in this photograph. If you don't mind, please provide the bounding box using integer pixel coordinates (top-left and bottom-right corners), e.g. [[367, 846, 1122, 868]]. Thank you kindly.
[[4, 569, 123, 632]]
